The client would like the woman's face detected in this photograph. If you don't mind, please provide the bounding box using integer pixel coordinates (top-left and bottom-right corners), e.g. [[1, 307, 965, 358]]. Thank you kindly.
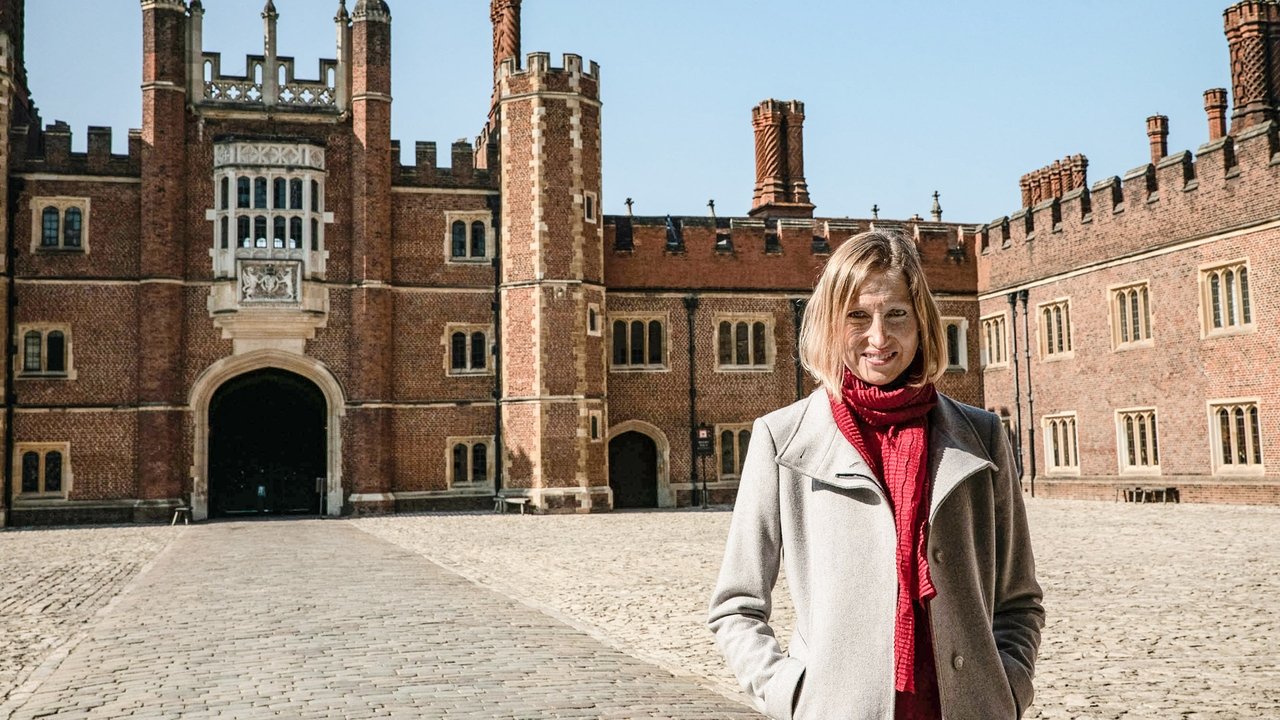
[[842, 270, 919, 386]]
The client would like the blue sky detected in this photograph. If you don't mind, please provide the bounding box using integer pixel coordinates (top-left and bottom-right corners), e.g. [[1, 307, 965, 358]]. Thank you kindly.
[[25, 1, 1228, 223]]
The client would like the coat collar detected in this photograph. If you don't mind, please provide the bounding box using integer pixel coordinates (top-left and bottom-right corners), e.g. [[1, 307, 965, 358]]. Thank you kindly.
[[775, 389, 997, 522]]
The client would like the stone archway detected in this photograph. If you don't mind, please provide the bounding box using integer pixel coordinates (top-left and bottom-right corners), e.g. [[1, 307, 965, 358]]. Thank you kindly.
[[189, 350, 346, 521], [606, 420, 673, 509]]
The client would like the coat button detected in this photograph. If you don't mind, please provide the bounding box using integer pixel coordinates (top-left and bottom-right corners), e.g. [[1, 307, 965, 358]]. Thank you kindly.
[[932, 549, 944, 564], [952, 654, 964, 670]]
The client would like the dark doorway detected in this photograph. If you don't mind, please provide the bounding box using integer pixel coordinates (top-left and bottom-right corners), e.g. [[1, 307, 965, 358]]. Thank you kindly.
[[209, 368, 326, 517], [608, 431, 659, 509]]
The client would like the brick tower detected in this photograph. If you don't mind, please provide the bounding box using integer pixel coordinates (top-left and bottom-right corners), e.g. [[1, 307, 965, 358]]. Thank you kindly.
[[1224, 0, 1280, 132], [346, 0, 395, 513], [137, 0, 189, 508], [495, 39, 608, 511]]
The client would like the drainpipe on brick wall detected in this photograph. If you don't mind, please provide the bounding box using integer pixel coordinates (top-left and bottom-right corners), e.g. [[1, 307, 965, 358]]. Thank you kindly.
[[490, 194, 503, 497], [683, 294, 699, 507], [2, 177, 20, 527], [791, 298, 806, 402], [1006, 292, 1024, 481], [1020, 289, 1036, 497]]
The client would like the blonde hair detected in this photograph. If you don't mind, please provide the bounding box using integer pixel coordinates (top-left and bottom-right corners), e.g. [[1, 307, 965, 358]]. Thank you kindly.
[[799, 230, 947, 394]]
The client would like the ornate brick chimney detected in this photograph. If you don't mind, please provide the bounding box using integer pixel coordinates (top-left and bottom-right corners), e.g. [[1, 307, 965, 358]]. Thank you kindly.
[[1223, 1, 1280, 132], [1147, 115, 1169, 165], [749, 99, 814, 218]]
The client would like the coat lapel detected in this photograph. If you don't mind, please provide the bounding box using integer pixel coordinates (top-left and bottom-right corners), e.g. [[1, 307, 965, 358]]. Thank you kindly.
[[927, 395, 997, 522]]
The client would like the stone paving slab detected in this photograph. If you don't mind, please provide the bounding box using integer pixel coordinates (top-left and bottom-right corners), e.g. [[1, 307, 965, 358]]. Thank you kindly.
[[355, 499, 1280, 720], [1, 519, 759, 720]]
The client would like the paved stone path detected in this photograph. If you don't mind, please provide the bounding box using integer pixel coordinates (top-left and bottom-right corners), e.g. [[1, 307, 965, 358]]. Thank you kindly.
[[1, 519, 758, 719]]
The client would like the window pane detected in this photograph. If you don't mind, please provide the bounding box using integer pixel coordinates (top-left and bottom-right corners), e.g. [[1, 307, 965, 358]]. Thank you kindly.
[[1250, 406, 1262, 464], [470, 331, 486, 369], [1117, 293, 1129, 343], [1240, 267, 1251, 324], [45, 451, 62, 493], [1137, 416, 1148, 465], [629, 321, 644, 365], [220, 176, 229, 210], [588, 308, 597, 333], [238, 216, 251, 247], [1139, 287, 1150, 339], [453, 444, 467, 483], [273, 216, 286, 248], [1219, 409, 1232, 464], [1125, 416, 1136, 466], [451, 221, 466, 258], [648, 320, 663, 365], [41, 207, 59, 246], [21, 452, 39, 493], [612, 320, 627, 365], [472, 443, 487, 485], [290, 217, 303, 248], [718, 322, 732, 365], [254, 216, 267, 247], [23, 331, 41, 372], [720, 431, 734, 476], [237, 177, 250, 208], [1054, 307, 1064, 353], [273, 178, 287, 209], [470, 221, 486, 258], [220, 216, 229, 249], [752, 322, 766, 365], [735, 322, 748, 365], [1225, 269, 1237, 326], [1210, 273, 1223, 327], [311, 219, 319, 252], [1150, 415, 1159, 465], [254, 177, 267, 209], [450, 332, 466, 370], [311, 179, 320, 212], [290, 178, 303, 210], [1235, 408, 1248, 464], [46, 331, 65, 373], [738, 429, 751, 471], [947, 324, 960, 365], [1051, 422, 1061, 466], [63, 208, 82, 247], [591, 415, 599, 439]]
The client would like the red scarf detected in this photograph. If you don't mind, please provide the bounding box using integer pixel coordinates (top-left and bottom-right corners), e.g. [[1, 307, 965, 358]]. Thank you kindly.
[[828, 365, 939, 706]]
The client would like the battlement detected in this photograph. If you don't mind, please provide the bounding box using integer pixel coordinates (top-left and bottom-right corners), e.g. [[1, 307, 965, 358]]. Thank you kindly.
[[976, 120, 1280, 290], [1224, 0, 1280, 27], [390, 139, 497, 190], [14, 121, 140, 176], [605, 214, 975, 292], [198, 52, 340, 111], [497, 52, 600, 101]]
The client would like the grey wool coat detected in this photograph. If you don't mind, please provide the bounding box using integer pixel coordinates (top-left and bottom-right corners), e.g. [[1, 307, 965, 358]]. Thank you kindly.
[[708, 389, 1044, 720]]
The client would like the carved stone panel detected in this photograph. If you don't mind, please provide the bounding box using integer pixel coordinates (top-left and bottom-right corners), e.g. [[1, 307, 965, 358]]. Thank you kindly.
[[238, 260, 301, 304]]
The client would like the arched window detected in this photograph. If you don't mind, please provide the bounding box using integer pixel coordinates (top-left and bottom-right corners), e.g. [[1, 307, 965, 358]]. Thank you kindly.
[[220, 176, 230, 210], [470, 331, 487, 369], [612, 320, 627, 365], [220, 216, 229, 249], [450, 332, 467, 370], [23, 331, 41, 372], [647, 320, 663, 365], [1209, 274, 1222, 328], [752, 322, 766, 365], [254, 216, 267, 247], [629, 321, 644, 365], [1240, 268, 1252, 323], [253, 177, 267, 209], [470, 221, 486, 258], [737, 429, 751, 470], [718, 321, 732, 365], [720, 430, 735, 476], [451, 221, 467, 258], [311, 179, 320, 212], [46, 331, 65, 373], [238, 217, 251, 247], [63, 208, 82, 247], [273, 178, 287, 209], [44, 451, 62, 492], [1225, 269, 1237, 325], [41, 207, 59, 246], [471, 443, 487, 485], [452, 443, 468, 483], [290, 178, 303, 210], [735, 322, 749, 365], [237, 177, 251, 208], [273, 217, 286, 248], [290, 217, 303, 249], [21, 452, 39, 493], [311, 219, 319, 251]]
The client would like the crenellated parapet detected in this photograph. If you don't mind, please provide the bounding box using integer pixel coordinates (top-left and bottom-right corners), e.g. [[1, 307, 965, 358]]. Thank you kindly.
[[605, 214, 976, 292], [198, 52, 341, 110], [390, 139, 497, 189], [496, 52, 600, 102], [977, 120, 1280, 291], [16, 121, 140, 176]]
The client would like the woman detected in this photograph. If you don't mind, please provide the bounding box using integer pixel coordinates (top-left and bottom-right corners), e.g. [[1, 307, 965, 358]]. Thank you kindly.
[[708, 231, 1043, 720]]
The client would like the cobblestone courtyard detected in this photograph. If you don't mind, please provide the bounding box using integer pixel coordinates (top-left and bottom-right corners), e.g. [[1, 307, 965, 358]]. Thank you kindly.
[[1, 499, 1277, 718]]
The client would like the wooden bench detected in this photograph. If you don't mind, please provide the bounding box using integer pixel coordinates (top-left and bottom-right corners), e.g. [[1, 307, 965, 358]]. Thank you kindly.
[[1117, 486, 1179, 503], [170, 506, 192, 525], [493, 497, 530, 514]]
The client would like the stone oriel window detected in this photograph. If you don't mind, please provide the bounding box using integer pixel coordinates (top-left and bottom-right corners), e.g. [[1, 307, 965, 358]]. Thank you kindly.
[[1043, 413, 1078, 475], [1111, 281, 1152, 349], [445, 212, 493, 263], [715, 314, 774, 371], [1201, 260, 1252, 336], [444, 324, 493, 376], [448, 437, 494, 488], [16, 324, 73, 378], [14, 443, 71, 498], [1209, 400, 1264, 473], [716, 423, 753, 480], [980, 313, 1008, 368], [942, 317, 968, 371], [1116, 408, 1160, 473], [1038, 299, 1073, 359], [609, 315, 667, 371], [31, 197, 90, 253]]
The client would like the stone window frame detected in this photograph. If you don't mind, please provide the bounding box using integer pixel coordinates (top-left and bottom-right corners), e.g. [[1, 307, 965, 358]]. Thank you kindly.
[[1115, 407, 1161, 475], [1199, 259, 1254, 339], [583, 191, 598, 224], [31, 197, 90, 254], [608, 313, 669, 372], [1037, 298, 1074, 361], [713, 313, 776, 373], [446, 435, 495, 489], [1207, 397, 1265, 476], [444, 211, 494, 265], [588, 409, 603, 442], [979, 312, 1009, 369], [715, 422, 753, 481], [1109, 280, 1154, 350], [941, 316, 969, 372], [442, 323, 494, 377], [587, 303, 602, 337], [14, 323, 76, 380], [13, 442, 72, 499], [1042, 412, 1079, 476]]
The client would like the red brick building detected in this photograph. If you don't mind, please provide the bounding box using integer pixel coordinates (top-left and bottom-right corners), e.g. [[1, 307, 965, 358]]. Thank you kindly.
[[0, 1, 1272, 526]]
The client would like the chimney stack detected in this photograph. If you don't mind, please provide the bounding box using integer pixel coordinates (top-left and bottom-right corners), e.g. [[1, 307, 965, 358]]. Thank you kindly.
[[1224, 1, 1280, 132], [749, 99, 815, 218], [1204, 88, 1229, 140], [1146, 115, 1169, 165]]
